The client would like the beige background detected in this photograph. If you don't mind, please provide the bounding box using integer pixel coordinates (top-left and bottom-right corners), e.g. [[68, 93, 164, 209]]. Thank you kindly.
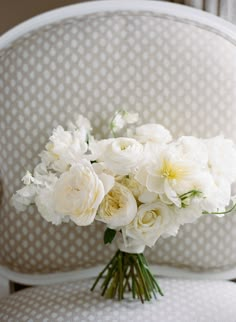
[[0, 0, 88, 35]]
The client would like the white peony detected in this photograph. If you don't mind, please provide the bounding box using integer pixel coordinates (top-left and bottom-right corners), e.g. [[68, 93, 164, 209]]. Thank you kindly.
[[91, 137, 143, 176], [125, 201, 178, 247], [53, 160, 105, 226], [97, 182, 137, 228]]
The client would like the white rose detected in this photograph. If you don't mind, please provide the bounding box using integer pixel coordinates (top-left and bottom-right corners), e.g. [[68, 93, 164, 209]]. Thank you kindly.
[[91, 137, 143, 175], [97, 182, 137, 228], [53, 161, 105, 226], [126, 201, 178, 247]]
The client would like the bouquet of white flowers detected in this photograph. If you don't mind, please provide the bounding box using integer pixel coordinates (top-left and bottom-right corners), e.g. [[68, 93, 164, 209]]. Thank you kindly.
[[12, 110, 236, 303]]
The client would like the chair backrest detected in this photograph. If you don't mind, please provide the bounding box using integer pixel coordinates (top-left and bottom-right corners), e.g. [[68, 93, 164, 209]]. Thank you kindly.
[[1, 1, 236, 280]]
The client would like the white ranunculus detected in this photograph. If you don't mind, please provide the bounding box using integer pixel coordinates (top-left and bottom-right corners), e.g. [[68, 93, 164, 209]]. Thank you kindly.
[[96, 183, 137, 229], [91, 137, 143, 175], [53, 161, 105, 226], [125, 201, 178, 247], [128, 123, 172, 144]]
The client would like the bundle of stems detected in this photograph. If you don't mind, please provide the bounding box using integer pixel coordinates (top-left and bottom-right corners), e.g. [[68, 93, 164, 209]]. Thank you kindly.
[[91, 250, 163, 303]]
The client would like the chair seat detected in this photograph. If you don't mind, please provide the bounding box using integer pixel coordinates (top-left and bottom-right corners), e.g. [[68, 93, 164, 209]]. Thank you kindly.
[[0, 277, 236, 322]]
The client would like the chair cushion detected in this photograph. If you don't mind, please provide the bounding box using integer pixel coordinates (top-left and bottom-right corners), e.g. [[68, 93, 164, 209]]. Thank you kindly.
[[0, 278, 236, 322]]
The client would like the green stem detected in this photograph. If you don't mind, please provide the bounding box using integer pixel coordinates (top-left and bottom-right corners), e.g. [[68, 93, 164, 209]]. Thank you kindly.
[[90, 250, 119, 291], [101, 254, 119, 295], [140, 254, 164, 296], [131, 256, 151, 301], [91, 250, 163, 303], [131, 265, 144, 303], [202, 202, 236, 215]]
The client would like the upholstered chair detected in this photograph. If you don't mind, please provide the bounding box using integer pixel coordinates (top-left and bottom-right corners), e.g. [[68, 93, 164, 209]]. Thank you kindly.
[[0, 1, 236, 321]]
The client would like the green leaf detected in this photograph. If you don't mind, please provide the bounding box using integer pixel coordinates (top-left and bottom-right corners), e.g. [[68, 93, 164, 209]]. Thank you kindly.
[[104, 228, 116, 244]]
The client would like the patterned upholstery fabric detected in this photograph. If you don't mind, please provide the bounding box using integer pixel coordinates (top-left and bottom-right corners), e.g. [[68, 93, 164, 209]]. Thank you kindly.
[[0, 278, 236, 321], [1, 11, 236, 274]]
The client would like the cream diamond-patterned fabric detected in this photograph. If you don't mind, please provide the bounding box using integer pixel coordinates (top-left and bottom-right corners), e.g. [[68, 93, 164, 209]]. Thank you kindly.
[[1, 278, 236, 321], [0, 11, 236, 274]]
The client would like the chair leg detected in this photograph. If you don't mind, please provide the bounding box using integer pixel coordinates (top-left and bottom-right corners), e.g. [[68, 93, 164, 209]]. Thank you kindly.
[[9, 281, 30, 294]]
